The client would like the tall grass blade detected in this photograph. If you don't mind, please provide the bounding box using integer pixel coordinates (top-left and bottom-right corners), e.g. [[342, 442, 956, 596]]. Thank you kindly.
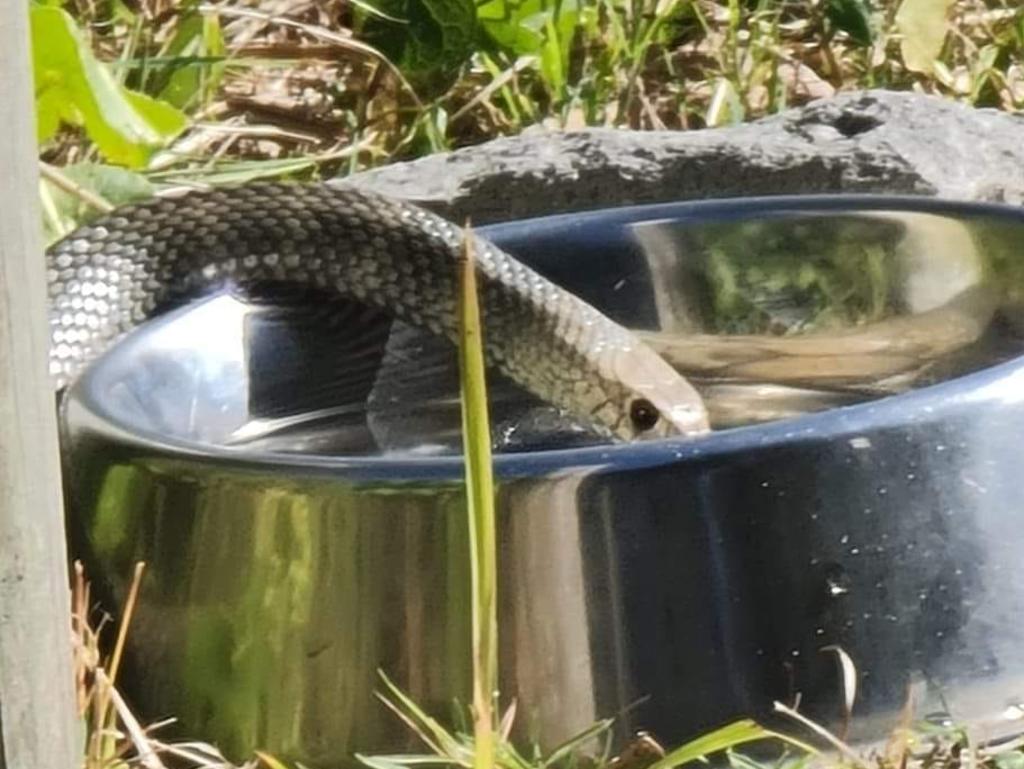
[[457, 223, 499, 769]]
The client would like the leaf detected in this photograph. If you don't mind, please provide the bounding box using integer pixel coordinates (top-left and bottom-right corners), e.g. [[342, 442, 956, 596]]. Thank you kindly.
[[479, 0, 547, 55], [647, 720, 815, 769], [456, 226, 499, 769], [995, 753, 1024, 769], [541, 718, 615, 768], [895, 0, 954, 74], [374, 671, 467, 761], [158, 9, 226, 109], [30, 5, 187, 166], [537, 0, 579, 97], [825, 0, 874, 47], [40, 163, 153, 243], [364, 0, 479, 90], [820, 645, 858, 726]]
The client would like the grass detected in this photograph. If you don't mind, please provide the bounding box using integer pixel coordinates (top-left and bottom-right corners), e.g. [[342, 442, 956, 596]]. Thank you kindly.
[[35, 0, 1024, 244]]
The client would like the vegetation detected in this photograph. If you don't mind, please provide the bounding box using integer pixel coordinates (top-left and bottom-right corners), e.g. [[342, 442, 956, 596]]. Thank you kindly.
[[43, 1, 1024, 769], [34, 0, 1024, 240]]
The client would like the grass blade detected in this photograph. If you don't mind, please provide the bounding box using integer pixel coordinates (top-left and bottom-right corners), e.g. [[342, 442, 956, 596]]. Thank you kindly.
[[647, 720, 816, 769], [456, 223, 498, 769]]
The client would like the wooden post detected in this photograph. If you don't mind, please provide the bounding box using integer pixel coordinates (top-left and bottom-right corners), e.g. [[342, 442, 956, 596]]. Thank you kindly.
[[0, 3, 80, 769]]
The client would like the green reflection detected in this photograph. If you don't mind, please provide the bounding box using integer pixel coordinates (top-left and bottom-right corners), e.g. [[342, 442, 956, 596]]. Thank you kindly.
[[84, 460, 473, 766]]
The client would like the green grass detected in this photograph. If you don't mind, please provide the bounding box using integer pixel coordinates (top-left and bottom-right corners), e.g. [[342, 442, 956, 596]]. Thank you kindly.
[[35, 0, 1024, 241]]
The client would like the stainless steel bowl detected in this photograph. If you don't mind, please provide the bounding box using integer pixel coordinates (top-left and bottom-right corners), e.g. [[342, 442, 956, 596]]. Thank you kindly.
[[62, 196, 1024, 766]]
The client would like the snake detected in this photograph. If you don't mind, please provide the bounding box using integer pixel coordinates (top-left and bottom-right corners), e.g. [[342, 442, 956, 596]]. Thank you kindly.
[[47, 182, 711, 443]]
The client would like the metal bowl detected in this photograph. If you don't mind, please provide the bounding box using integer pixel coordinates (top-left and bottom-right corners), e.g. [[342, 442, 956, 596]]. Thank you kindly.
[[62, 195, 1024, 765]]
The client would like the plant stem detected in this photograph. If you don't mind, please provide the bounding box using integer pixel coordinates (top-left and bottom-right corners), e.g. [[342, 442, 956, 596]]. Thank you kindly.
[[457, 223, 498, 769]]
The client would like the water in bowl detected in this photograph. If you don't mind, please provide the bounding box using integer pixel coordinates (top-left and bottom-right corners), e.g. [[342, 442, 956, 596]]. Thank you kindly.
[[83, 205, 1024, 457]]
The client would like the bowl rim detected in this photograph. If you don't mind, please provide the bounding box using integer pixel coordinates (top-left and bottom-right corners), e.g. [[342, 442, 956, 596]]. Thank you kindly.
[[68, 192, 1024, 482]]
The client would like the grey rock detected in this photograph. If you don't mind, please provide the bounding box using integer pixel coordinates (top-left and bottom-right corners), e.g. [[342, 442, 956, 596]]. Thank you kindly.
[[341, 90, 1024, 224]]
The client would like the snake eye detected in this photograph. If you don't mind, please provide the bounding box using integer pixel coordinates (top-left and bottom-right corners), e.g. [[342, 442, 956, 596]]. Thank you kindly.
[[629, 398, 660, 433]]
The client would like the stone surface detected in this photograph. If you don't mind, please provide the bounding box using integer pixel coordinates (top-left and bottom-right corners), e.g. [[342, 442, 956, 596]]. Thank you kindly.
[[342, 89, 1024, 224]]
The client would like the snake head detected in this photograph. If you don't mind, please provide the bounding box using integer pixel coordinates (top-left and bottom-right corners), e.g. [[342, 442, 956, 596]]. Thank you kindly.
[[600, 341, 711, 442]]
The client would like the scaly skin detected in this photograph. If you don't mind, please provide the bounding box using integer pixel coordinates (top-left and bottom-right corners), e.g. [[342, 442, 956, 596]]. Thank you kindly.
[[46, 183, 709, 441]]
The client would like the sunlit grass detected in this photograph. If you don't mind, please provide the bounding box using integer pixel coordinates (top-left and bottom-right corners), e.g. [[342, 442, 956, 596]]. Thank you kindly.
[[37, 0, 1024, 240]]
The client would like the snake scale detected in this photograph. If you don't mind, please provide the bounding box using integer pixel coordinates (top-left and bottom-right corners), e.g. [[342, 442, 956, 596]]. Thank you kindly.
[[47, 182, 710, 442]]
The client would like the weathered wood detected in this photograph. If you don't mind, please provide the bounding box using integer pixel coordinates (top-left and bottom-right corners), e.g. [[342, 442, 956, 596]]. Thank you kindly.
[[0, 5, 80, 769]]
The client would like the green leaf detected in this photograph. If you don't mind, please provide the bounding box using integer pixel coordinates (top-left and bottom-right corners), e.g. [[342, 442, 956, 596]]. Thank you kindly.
[[479, 0, 545, 54], [995, 752, 1024, 769], [895, 0, 954, 74], [374, 671, 467, 761], [157, 9, 226, 109], [30, 5, 187, 166], [40, 163, 153, 243], [365, 0, 479, 90], [59, 163, 154, 204], [647, 720, 815, 769], [825, 0, 874, 46], [478, 0, 578, 95], [540, 718, 614, 768]]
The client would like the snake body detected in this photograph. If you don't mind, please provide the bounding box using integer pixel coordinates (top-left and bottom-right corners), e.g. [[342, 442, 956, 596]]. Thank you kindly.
[[47, 182, 709, 442]]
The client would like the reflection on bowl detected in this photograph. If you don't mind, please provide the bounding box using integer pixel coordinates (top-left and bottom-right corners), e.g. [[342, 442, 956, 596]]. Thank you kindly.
[[62, 196, 1024, 766]]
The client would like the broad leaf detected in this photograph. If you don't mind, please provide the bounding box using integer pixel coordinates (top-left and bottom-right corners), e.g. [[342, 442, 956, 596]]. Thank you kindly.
[[895, 0, 954, 74], [31, 5, 187, 166]]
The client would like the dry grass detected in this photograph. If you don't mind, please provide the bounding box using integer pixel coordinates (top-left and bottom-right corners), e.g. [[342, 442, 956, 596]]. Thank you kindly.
[[72, 561, 278, 769], [43, 0, 1024, 184]]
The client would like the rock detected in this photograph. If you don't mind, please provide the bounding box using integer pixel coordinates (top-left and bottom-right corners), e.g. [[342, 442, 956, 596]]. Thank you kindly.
[[341, 90, 1024, 224]]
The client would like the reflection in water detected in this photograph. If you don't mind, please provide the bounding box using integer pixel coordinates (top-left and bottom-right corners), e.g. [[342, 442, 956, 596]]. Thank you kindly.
[[83, 209, 1024, 455]]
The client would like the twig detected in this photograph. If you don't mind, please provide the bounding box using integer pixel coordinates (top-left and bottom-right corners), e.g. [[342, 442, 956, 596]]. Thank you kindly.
[[772, 701, 871, 769], [108, 561, 146, 686], [97, 669, 169, 769], [450, 56, 537, 123], [38, 162, 115, 214]]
